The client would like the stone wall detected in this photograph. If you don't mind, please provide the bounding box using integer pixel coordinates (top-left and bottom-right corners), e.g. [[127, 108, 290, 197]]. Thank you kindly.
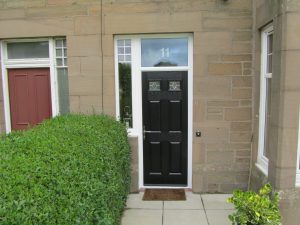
[[252, 0, 300, 224], [0, 0, 104, 116], [128, 136, 139, 193], [104, 0, 253, 193], [0, 0, 253, 193]]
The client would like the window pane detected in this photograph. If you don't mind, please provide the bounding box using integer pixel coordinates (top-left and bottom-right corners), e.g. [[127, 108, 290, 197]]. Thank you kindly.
[[267, 34, 273, 54], [125, 55, 131, 62], [125, 47, 131, 54], [118, 55, 125, 62], [117, 40, 124, 46], [267, 34, 273, 74], [56, 40, 63, 48], [141, 38, 188, 67], [119, 63, 132, 128], [56, 49, 63, 57], [263, 78, 272, 158], [118, 47, 124, 54], [57, 68, 70, 115], [7, 41, 49, 59], [267, 54, 272, 74], [56, 58, 63, 66]]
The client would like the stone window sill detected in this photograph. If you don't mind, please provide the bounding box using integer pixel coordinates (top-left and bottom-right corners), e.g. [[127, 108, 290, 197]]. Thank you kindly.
[[255, 162, 268, 177]]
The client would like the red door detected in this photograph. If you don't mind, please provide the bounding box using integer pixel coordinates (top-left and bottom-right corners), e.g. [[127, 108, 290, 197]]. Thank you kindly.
[[8, 68, 52, 131]]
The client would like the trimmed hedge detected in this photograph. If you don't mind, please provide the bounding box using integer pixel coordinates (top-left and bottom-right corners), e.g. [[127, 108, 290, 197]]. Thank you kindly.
[[0, 114, 131, 225]]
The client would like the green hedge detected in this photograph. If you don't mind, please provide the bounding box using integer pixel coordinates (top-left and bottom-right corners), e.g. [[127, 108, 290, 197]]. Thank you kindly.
[[0, 114, 131, 225]]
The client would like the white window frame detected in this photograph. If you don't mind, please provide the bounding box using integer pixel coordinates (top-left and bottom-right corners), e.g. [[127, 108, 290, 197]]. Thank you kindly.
[[54, 38, 68, 69], [256, 25, 273, 176], [0, 38, 61, 133], [115, 39, 134, 130], [296, 106, 300, 187], [114, 33, 193, 188]]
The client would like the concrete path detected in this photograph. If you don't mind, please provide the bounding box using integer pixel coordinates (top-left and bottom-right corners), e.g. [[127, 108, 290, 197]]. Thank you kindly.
[[121, 192, 234, 225]]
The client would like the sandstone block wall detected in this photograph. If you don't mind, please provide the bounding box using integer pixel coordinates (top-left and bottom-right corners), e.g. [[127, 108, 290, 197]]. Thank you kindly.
[[252, 0, 300, 224], [0, 0, 253, 193]]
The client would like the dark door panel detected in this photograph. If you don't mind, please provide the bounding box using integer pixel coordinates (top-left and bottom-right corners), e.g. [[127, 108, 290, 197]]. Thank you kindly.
[[143, 71, 188, 186]]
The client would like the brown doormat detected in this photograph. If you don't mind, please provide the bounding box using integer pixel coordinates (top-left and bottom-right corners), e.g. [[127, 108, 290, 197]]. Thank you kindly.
[[143, 189, 186, 201]]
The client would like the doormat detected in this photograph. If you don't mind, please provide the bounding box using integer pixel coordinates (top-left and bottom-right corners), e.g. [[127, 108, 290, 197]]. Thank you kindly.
[[143, 189, 186, 201]]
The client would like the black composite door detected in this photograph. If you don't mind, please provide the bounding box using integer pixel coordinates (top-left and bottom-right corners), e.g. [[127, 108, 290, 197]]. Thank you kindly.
[[143, 71, 188, 186]]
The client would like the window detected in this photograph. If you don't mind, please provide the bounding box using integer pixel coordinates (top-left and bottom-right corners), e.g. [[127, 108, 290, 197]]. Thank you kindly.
[[7, 41, 49, 59], [117, 39, 132, 128], [55, 38, 69, 115], [257, 25, 273, 175], [297, 106, 300, 187], [141, 38, 188, 67], [55, 39, 67, 67]]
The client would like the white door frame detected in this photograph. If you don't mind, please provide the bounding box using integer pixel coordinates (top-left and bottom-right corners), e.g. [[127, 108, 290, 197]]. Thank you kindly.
[[114, 34, 193, 189], [0, 38, 59, 133]]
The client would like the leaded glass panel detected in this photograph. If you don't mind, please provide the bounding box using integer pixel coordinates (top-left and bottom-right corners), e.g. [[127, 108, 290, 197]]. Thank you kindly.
[[149, 81, 161, 91], [169, 81, 181, 91]]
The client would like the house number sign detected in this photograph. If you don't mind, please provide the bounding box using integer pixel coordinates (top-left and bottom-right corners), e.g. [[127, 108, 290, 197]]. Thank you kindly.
[[160, 48, 170, 58], [141, 38, 188, 67]]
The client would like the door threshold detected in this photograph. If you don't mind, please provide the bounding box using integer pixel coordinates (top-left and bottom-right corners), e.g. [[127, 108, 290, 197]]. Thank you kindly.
[[140, 185, 191, 191]]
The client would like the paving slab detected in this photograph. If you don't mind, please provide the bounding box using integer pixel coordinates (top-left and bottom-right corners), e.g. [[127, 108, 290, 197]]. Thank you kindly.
[[164, 192, 204, 210], [201, 194, 234, 210], [121, 209, 162, 225], [122, 193, 234, 225], [206, 209, 234, 225], [125, 193, 163, 209], [163, 209, 208, 225]]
